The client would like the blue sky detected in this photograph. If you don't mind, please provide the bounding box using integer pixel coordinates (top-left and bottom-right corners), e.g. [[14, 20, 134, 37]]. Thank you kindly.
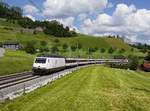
[[4, 0, 150, 44], [5, 0, 150, 15]]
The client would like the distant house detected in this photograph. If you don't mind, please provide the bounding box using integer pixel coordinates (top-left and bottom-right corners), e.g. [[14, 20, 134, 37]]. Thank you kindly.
[[2, 42, 21, 50]]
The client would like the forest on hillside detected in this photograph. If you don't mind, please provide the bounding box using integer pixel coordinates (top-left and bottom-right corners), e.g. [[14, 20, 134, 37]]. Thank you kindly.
[[0, 2, 77, 37]]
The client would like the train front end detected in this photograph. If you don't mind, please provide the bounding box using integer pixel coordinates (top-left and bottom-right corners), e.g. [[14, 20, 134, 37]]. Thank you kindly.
[[32, 57, 48, 74]]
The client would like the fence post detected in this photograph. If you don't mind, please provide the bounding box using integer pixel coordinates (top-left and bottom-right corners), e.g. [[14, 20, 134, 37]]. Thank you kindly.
[[23, 84, 26, 94], [0, 91, 3, 101]]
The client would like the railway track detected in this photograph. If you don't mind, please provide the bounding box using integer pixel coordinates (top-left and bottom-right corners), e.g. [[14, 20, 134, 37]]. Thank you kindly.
[[0, 72, 40, 90]]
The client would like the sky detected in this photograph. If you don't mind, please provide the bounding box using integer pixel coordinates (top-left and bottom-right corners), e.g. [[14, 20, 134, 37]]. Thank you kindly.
[[4, 0, 150, 44]]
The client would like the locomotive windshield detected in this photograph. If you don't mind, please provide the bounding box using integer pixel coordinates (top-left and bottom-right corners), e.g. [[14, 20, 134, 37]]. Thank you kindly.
[[35, 58, 46, 63]]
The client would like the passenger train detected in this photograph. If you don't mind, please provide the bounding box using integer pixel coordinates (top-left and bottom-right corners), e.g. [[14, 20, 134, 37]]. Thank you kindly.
[[32, 55, 128, 74]]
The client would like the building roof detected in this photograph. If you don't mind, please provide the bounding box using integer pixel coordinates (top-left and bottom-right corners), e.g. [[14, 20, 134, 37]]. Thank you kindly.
[[3, 42, 20, 45]]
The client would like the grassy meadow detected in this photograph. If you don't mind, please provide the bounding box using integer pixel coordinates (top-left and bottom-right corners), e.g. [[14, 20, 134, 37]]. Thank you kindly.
[[0, 66, 149, 111], [0, 49, 35, 76]]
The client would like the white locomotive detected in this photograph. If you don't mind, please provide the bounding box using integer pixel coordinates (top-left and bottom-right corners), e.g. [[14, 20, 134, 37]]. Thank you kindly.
[[32, 56, 66, 74]]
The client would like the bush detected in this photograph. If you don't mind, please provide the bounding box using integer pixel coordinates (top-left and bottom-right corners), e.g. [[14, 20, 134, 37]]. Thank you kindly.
[[128, 56, 139, 70], [145, 52, 150, 60], [24, 42, 36, 54], [100, 48, 105, 53], [78, 43, 82, 49], [39, 47, 49, 52], [51, 45, 59, 54], [62, 43, 68, 50], [0, 42, 3, 47], [54, 39, 59, 43], [40, 41, 47, 46], [108, 47, 114, 54], [118, 49, 125, 53], [33, 30, 37, 35], [131, 48, 134, 52], [71, 45, 76, 52], [89, 48, 96, 53]]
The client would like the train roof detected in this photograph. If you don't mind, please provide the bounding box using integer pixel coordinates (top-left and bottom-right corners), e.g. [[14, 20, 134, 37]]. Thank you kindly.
[[37, 54, 64, 58]]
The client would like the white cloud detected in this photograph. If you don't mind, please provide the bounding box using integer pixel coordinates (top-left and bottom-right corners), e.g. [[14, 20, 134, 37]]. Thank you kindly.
[[77, 13, 88, 21], [47, 17, 77, 30], [80, 3, 150, 44], [43, 0, 108, 18], [24, 14, 35, 21], [58, 17, 75, 27], [23, 4, 39, 14]]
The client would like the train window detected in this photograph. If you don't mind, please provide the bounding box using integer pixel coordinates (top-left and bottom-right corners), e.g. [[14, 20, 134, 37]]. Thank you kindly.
[[35, 58, 46, 63]]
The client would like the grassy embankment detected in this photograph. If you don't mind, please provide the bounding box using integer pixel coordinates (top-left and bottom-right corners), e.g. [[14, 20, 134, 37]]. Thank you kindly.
[[0, 49, 35, 76], [0, 66, 149, 111]]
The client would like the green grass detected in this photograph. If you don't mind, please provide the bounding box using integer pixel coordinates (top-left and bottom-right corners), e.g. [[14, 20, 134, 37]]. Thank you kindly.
[[0, 66, 149, 111], [105, 38, 131, 50], [0, 50, 35, 76]]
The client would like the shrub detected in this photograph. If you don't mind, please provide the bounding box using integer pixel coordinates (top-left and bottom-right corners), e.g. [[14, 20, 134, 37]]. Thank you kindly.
[[51, 45, 59, 54], [39, 47, 49, 52], [54, 39, 59, 43], [24, 42, 36, 54], [40, 41, 47, 46], [108, 47, 114, 54], [145, 52, 150, 60], [33, 30, 37, 35], [131, 48, 134, 52], [71, 45, 76, 52], [0, 42, 3, 47], [100, 48, 105, 53], [76, 43, 82, 49], [128, 56, 139, 70], [62, 43, 68, 50], [89, 48, 96, 53]]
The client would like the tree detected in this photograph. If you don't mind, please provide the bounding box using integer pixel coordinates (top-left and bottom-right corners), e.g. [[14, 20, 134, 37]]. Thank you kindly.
[[71, 45, 76, 52], [10, 6, 22, 19], [54, 39, 59, 43], [131, 48, 134, 52], [25, 42, 36, 54], [108, 47, 114, 54], [51, 45, 59, 54], [62, 43, 68, 50], [43, 20, 77, 37], [118, 49, 125, 53], [145, 52, 150, 60], [77, 43, 82, 49], [89, 48, 96, 54], [18, 17, 34, 28], [40, 41, 47, 46], [128, 56, 139, 70], [100, 48, 105, 53]]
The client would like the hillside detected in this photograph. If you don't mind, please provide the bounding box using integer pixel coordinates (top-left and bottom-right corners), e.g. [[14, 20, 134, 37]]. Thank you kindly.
[[0, 49, 35, 76], [0, 25, 130, 49], [0, 22, 146, 58], [0, 66, 149, 111]]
